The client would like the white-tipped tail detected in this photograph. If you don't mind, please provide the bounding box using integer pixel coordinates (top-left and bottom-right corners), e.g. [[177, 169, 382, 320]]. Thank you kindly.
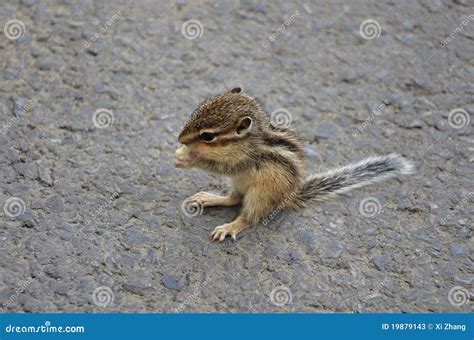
[[296, 154, 414, 204]]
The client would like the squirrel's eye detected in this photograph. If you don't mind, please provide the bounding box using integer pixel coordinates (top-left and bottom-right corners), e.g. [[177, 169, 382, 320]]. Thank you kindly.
[[200, 132, 215, 142]]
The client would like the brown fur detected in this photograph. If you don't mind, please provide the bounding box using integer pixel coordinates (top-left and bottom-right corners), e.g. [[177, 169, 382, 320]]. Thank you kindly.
[[175, 88, 413, 241], [176, 88, 304, 241]]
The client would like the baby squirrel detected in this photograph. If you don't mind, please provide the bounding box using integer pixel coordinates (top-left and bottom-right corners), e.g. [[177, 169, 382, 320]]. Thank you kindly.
[[175, 87, 414, 242]]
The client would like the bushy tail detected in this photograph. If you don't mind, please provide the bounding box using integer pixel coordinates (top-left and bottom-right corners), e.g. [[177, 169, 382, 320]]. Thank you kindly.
[[296, 154, 414, 205]]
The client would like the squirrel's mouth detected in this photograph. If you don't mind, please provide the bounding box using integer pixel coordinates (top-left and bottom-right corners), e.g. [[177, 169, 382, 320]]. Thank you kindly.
[[175, 145, 197, 168]]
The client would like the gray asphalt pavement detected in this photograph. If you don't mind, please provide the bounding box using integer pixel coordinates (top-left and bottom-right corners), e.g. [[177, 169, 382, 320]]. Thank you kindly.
[[0, 0, 472, 313]]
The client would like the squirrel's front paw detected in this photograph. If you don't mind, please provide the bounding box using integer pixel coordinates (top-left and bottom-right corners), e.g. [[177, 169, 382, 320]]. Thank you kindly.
[[175, 145, 196, 168], [210, 213, 249, 242], [211, 223, 237, 242]]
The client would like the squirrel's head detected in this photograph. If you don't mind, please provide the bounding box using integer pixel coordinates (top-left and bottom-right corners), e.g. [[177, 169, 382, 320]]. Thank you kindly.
[[176, 88, 269, 168]]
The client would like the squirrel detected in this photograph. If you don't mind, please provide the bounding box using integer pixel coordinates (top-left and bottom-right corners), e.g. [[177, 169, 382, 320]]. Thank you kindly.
[[175, 87, 414, 242]]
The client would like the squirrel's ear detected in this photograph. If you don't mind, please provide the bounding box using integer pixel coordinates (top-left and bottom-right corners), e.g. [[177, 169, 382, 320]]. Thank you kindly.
[[236, 116, 252, 136], [230, 87, 242, 94]]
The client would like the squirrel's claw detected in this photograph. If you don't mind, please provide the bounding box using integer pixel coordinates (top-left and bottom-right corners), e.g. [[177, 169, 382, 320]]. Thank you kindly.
[[210, 216, 248, 242], [211, 224, 237, 242]]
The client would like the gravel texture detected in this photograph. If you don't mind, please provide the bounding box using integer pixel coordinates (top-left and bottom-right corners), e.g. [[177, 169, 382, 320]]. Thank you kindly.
[[0, 0, 472, 313]]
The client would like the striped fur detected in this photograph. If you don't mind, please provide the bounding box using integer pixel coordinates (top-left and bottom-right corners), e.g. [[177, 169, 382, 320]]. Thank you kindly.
[[294, 154, 414, 207], [177, 89, 414, 234]]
